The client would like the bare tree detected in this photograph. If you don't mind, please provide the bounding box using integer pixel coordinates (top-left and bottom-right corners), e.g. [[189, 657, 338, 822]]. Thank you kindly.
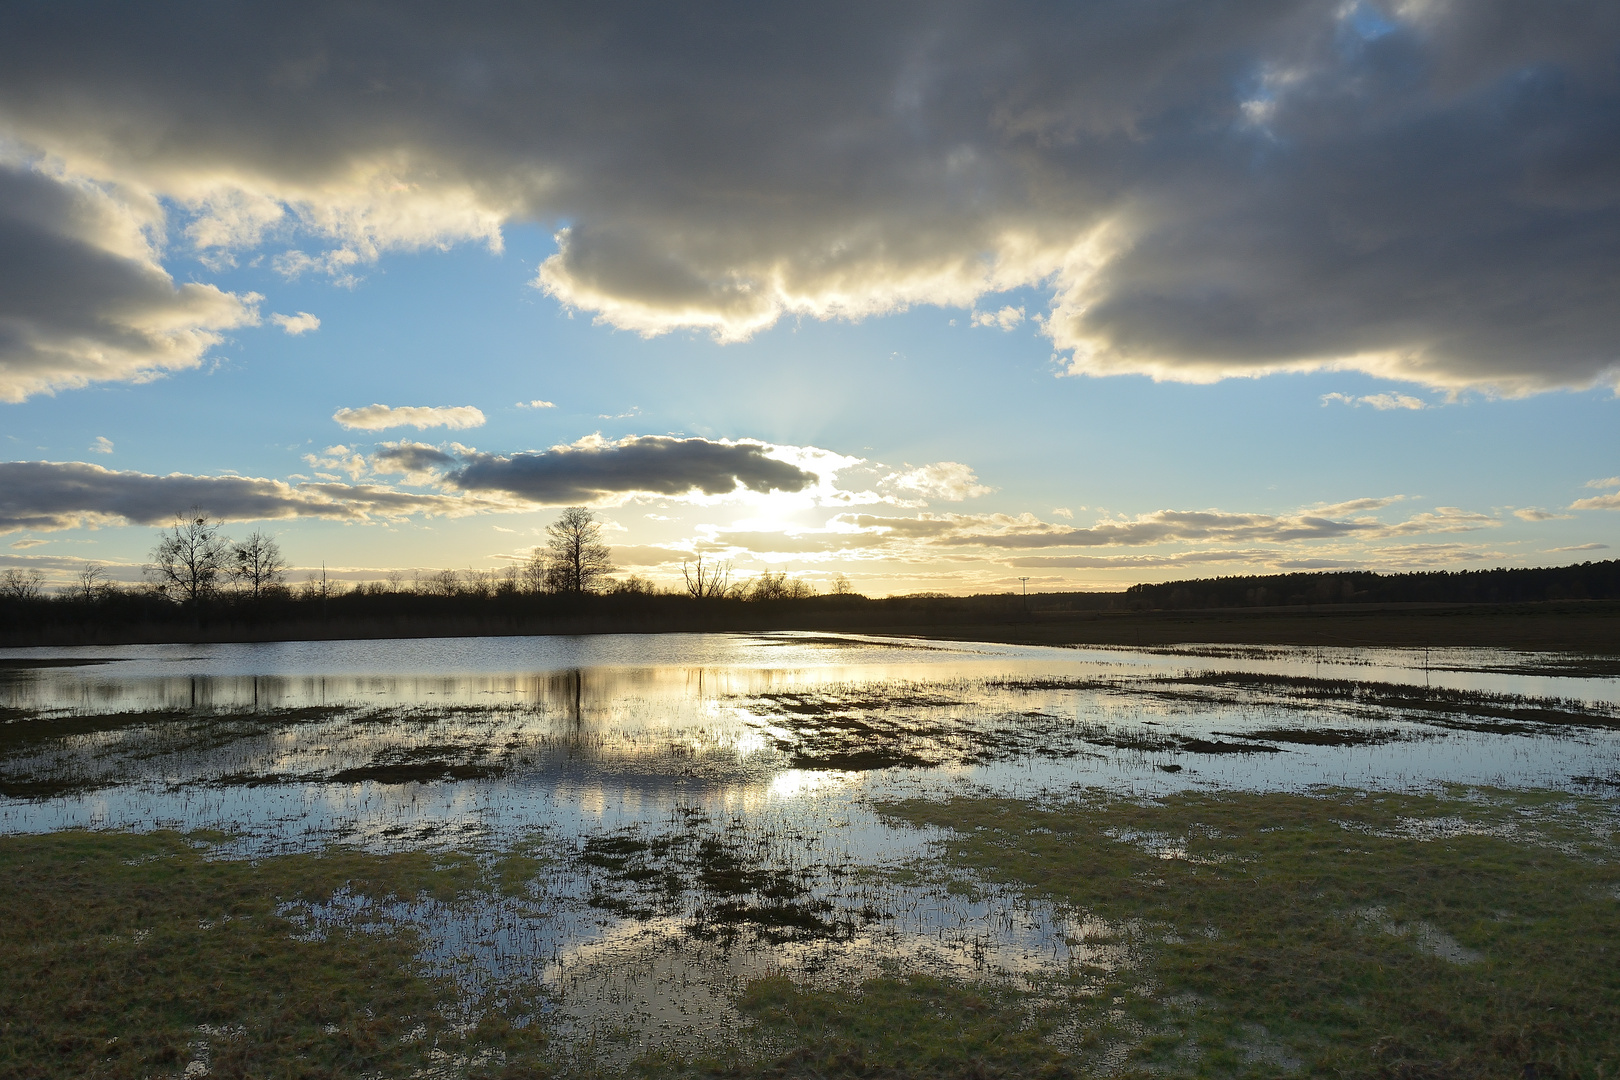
[[830, 573, 854, 596], [520, 548, 550, 594], [609, 573, 658, 595], [681, 555, 733, 599], [544, 507, 614, 594], [0, 568, 45, 600], [230, 531, 286, 600], [147, 509, 231, 607], [67, 563, 110, 601], [425, 569, 461, 597], [745, 570, 815, 600]]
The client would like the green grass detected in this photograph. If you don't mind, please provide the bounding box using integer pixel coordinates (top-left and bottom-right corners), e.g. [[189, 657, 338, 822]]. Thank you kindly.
[[4, 787, 1617, 1079], [0, 830, 522, 1080], [878, 787, 1620, 1079]]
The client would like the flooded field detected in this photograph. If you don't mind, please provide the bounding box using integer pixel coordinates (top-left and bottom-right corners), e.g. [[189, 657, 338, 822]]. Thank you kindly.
[[3, 631, 1618, 1078]]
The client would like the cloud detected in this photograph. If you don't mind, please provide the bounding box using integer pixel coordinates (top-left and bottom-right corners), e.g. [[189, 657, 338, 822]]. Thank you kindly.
[[1004, 549, 1280, 569], [1571, 492, 1620, 511], [10, 538, 47, 549], [302, 444, 367, 481], [882, 461, 994, 501], [374, 434, 819, 506], [0, 459, 489, 533], [971, 306, 1025, 331], [1321, 392, 1429, 411], [0, 162, 259, 402], [1549, 542, 1609, 552], [89, 436, 113, 454], [0, 5, 1615, 394], [517, 400, 556, 409], [839, 501, 1497, 548], [1585, 476, 1620, 489], [270, 311, 320, 335], [370, 441, 461, 479], [332, 404, 486, 431], [1512, 507, 1571, 521]]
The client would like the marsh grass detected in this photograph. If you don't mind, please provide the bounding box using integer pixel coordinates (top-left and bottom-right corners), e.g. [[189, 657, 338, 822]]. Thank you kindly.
[[0, 829, 529, 1080], [880, 787, 1620, 1078]]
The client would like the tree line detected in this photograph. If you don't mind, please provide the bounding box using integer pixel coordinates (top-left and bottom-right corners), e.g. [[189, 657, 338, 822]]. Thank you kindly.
[[1123, 562, 1620, 610], [0, 505, 845, 612]]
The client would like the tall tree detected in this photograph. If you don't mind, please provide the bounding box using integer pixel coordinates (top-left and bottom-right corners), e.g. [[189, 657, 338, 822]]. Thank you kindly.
[[230, 531, 286, 600], [147, 508, 230, 608], [543, 507, 614, 593]]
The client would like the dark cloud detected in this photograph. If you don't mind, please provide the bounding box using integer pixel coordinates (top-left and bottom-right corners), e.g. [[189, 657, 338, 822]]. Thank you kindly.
[[0, 164, 257, 400], [0, 2, 1616, 394], [371, 442, 461, 477], [376, 436, 817, 504], [0, 460, 474, 532]]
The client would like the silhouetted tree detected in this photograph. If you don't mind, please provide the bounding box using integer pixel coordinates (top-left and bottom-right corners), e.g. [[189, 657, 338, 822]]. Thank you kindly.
[[0, 568, 45, 600], [681, 555, 732, 598], [147, 509, 230, 607], [744, 570, 815, 600], [544, 507, 614, 593], [230, 531, 285, 600], [68, 563, 111, 602]]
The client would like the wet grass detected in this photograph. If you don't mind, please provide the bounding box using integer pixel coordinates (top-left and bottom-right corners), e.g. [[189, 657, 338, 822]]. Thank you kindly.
[[570, 819, 871, 944], [879, 786, 1620, 1079], [1167, 672, 1620, 731], [4, 786, 1619, 1079], [0, 830, 512, 1080]]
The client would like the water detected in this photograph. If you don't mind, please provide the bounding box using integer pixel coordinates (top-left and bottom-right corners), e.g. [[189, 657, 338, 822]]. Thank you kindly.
[[3, 631, 1618, 1052]]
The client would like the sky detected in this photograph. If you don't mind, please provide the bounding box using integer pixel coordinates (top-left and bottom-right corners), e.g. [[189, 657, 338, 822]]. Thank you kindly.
[[1, 0, 1617, 596]]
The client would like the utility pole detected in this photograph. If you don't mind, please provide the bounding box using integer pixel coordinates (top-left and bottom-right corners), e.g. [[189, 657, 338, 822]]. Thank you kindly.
[[1019, 576, 1030, 613]]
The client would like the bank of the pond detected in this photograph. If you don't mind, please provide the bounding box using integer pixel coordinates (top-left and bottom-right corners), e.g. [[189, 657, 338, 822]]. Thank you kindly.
[[6, 594, 1620, 657]]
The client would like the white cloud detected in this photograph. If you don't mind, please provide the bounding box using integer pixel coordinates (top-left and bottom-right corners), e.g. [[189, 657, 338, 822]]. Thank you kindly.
[[89, 436, 113, 454], [1549, 543, 1609, 552], [883, 461, 994, 501], [971, 305, 1025, 331], [1052, 507, 1074, 519], [517, 399, 556, 409], [1321, 391, 1428, 411], [332, 404, 486, 431], [1585, 476, 1620, 489], [270, 311, 321, 335], [1571, 492, 1620, 511], [1512, 507, 1572, 522], [302, 444, 368, 481]]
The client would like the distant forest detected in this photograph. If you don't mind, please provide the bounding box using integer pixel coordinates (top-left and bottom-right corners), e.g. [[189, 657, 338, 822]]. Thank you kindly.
[[3, 528, 1617, 645], [1123, 560, 1620, 610]]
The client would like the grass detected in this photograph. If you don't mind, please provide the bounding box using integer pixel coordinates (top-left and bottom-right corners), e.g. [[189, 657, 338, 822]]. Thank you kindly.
[[879, 787, 1620, 1079], [3, 787, 1618, 1079], [0, 829, 514, 1080]]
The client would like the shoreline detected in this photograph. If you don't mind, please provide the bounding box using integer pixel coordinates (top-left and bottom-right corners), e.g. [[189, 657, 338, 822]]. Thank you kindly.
[[4, 598, 1619, 657]]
